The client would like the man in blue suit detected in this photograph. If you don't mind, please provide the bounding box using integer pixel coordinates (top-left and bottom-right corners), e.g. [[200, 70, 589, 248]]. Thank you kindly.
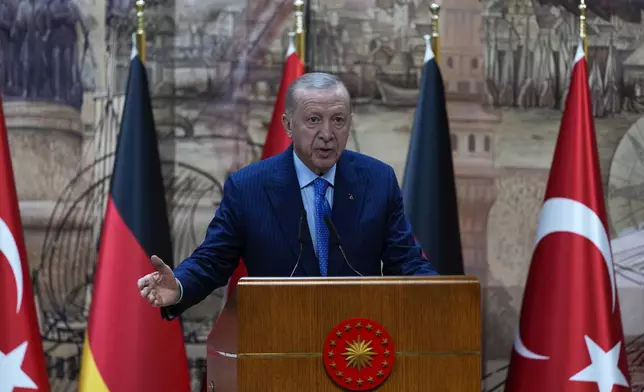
[[137, 72, 438, 318]]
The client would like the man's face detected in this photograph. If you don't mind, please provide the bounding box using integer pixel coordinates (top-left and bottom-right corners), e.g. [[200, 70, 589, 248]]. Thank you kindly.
[[282, 87, 351, 175]]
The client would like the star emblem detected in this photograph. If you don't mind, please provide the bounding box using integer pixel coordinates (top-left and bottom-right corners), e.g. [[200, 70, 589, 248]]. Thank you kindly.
[[0, 342, 38, 391], [341, 335, 376, 371], [569, 336, 629, 392]]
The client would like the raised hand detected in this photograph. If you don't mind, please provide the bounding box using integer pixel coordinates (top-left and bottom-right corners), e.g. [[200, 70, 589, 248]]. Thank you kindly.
[[137, 255, 180, 307]]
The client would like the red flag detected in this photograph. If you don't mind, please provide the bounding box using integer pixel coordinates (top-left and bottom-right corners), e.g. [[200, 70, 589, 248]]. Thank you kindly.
[[505, 43, 631, 392], [0, 98, 51, 390], [260, 36, 306, 160], [226, 36, 304, 300]]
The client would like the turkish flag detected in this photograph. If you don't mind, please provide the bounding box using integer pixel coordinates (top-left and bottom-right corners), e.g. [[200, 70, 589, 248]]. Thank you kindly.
[[259, 36, 305, 160], [226, 35, 304, 300], [505, 43, 631, 391], [0, 98, 51, 390]]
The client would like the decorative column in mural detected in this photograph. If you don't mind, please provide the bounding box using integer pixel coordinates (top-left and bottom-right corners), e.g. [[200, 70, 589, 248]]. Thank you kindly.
[[439, 0, 502, 284], [1, 0, 89, 276]]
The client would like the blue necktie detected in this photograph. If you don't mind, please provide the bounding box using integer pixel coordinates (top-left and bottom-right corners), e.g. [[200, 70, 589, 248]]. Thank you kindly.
[[314, 178, 331, 276]]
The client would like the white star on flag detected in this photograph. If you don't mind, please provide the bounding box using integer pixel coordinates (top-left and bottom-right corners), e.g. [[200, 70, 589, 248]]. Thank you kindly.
[[0, 341, 38, 391], [569, 335, 629, 392]]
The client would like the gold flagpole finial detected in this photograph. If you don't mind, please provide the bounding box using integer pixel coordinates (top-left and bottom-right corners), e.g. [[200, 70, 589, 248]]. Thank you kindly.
[[136, 0, 146, 63], [429, 3, 440, 64], [578, 0, 587, 55], [294, 0, 305, 63]]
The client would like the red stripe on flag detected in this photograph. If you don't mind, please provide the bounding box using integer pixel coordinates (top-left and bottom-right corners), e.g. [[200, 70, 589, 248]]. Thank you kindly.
[[87, 198, 190, 391]]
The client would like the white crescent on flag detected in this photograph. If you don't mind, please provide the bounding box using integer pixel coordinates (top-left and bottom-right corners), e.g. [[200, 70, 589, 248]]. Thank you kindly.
[[0, 218, 38, 391], [514, 197, 615, 360], [0, 216, 23, 313]]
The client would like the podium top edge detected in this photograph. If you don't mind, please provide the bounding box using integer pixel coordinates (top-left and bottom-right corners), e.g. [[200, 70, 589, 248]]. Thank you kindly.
[[237, 276, 480, 286]]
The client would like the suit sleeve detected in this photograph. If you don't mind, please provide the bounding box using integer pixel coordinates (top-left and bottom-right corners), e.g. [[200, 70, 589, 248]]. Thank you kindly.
[[162, 175, 244, 319], [380, 166, 439, 276]]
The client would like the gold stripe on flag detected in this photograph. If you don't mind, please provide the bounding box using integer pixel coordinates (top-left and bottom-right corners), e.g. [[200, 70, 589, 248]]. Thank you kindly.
[[78, 334, 110, 392]]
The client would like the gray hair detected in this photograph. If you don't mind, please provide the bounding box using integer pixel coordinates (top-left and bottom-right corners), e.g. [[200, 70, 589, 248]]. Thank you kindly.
[[284, 72, 351, 116]]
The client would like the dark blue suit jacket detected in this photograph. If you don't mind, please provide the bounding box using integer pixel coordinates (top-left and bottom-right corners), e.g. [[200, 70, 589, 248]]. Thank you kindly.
[[165, 145, 438, 317]]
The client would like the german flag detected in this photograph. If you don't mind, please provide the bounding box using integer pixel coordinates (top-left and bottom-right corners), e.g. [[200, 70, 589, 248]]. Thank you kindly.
[[78, 45, 191, 391]]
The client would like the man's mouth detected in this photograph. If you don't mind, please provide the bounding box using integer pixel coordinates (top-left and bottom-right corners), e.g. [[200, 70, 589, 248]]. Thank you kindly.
[[317, 148, 333, 157]]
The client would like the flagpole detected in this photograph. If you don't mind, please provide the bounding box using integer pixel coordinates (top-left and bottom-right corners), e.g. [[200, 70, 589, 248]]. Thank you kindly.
[[136, 0, 146, 63], [430, 3, 440, 64], [304, 0, 312, 72], [578, 0, 587, 55], [294, 0, 305, 64]]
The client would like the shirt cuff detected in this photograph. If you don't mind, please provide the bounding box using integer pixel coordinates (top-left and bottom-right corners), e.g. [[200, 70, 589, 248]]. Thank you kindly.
[[175, 278, 183, 304]]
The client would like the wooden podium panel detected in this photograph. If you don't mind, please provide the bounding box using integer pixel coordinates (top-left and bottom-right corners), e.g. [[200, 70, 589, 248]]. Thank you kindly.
[[208, 276, 480, 391]]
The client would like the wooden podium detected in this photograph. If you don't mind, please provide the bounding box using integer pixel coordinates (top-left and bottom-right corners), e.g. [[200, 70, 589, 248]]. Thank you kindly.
[[206, 276, 481, 391]]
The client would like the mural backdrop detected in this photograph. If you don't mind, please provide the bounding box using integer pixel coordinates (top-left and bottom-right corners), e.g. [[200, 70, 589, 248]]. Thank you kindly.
[[2, 0, 644, 390]]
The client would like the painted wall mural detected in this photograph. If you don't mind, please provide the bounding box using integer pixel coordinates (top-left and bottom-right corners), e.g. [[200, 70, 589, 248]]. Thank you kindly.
[[2, 0, 644, 390]]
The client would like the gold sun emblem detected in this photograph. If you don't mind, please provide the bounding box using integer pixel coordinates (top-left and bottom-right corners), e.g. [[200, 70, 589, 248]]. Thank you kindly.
[[341, 335, 377, 371]]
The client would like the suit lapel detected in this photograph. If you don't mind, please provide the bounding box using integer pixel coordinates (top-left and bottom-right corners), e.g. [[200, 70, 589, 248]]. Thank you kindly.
[[328, 153, 368, 275], [264, 146, 320, 276]]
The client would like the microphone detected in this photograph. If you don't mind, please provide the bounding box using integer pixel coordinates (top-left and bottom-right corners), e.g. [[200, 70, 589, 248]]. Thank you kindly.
[[323, 215, 363, 276], [289, 210, 308, 277]]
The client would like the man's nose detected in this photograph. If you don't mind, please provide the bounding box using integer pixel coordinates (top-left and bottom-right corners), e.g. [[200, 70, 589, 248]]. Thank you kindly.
[[319, 122, 334, 140]]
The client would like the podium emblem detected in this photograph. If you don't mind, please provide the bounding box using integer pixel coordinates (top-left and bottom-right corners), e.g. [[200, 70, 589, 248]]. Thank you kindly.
[[322, 317, 395, 391]]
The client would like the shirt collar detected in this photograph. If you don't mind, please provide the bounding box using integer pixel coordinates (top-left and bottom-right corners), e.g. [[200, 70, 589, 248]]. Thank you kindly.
[[293, 150, 336, 189]]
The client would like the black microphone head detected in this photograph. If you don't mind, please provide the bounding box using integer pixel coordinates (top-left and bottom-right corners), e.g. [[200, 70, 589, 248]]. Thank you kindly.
[[298, 209, 307, 243], [323, 215, 341, 245]]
